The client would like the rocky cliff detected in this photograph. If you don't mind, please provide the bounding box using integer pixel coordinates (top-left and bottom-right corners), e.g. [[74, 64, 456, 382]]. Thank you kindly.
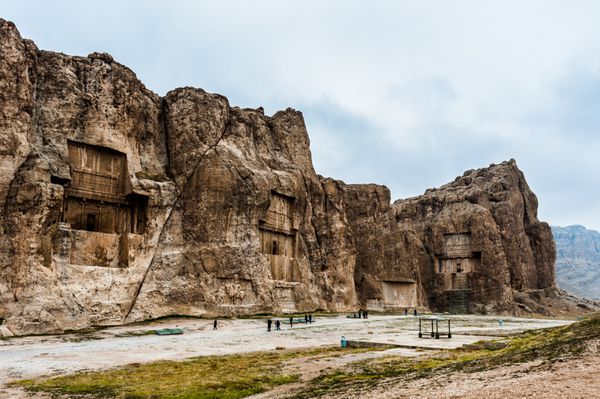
[[392, 161, 556, 313], [0, 19, 566, 336], [553, 225, 600, 300]]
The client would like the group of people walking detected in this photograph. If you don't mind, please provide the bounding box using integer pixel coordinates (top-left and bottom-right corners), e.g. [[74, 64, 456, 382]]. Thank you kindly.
[[348, 309, 369, 319], [267, 319, 282, 331], [213, 309, 417, 331], [267, 313, 313, 332], [212, 314, 314, 332]]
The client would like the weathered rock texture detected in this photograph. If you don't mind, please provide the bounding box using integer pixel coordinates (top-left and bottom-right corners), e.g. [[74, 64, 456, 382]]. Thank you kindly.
[[0, 19, 564, 335], [553, 225, 600, 300], [391, 160, 556, 314]]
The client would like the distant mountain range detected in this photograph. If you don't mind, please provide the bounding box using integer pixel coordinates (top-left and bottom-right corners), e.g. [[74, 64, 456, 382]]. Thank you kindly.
[[552, 225, 600, 300]]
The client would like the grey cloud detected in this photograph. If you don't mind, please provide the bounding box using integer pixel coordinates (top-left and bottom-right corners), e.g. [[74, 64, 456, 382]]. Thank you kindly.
[[2, 0, 600, 230]]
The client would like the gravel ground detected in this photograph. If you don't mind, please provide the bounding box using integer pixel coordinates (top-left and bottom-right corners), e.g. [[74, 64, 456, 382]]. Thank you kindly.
[[0, 314, 574, 398]]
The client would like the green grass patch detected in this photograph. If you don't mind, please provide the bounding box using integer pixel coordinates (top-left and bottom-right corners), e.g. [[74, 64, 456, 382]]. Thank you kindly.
[[293, 312, 600, 398], [12, 346, 380, 399]]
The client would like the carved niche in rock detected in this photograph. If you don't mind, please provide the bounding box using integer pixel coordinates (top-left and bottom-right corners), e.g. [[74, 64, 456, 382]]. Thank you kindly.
[[381, 280, 417, 309], [214, 278, 257, 308], [58, 141, 148, 268], [63, 141, 147, 234], [259, 191, 302, 282], [435, 232, 480, 313], [435, 233, 481, 289]]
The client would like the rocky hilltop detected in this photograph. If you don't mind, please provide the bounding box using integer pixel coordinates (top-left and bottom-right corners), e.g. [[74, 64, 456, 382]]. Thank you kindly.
[[553, 225, 600, 300], [0, 19, 577, 336], [393, 162, 557, 313]]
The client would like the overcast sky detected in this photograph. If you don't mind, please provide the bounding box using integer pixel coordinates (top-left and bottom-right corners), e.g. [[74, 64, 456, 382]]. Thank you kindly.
[[3, 1, 600, 230]]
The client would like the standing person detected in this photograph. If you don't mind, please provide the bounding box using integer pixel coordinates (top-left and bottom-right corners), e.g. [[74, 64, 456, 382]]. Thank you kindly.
[[364, 310, 368, 319], [404, 308, 408, 316], [267, 319, 272, 332], [413, 308, 418, 316], [308, 314, 312, 324], [213, 319, 218, 330], [275, 319, 281, 331], [289, 316, 293, 327]]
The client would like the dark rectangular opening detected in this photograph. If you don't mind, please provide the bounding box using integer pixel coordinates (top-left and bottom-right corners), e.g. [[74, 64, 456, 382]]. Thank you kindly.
[[51, 175, 70, 185], [86, 214, 96, 232]]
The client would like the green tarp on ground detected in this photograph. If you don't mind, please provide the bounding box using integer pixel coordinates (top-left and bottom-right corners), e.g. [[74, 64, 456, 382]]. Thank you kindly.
[[155, 328, 184, 335]]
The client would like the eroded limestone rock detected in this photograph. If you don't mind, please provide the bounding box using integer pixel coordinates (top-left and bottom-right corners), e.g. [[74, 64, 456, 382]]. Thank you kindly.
[[0, 19, 566, 336], [392, 160, 556, 313]]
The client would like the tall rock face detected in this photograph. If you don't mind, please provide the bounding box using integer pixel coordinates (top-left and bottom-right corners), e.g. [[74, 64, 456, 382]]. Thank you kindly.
[[0, 19, 357, 335], [553, 225, 600, 300], [342, 184, 429, 311], [392, 160, 556, 313], [126, 92, 358, 322], [0, 19, 561, 335], [337, 160, 558, 315]]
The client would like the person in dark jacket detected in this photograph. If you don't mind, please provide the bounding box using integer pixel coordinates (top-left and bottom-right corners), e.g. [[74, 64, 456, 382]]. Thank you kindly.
[[213, 319, 218, 330], [275, 319, 281, 330], [267, 319, 272, 332]]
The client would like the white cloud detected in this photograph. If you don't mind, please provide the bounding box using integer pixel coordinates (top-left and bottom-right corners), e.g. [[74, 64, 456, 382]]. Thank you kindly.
[[3, 0, 600, 230]]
